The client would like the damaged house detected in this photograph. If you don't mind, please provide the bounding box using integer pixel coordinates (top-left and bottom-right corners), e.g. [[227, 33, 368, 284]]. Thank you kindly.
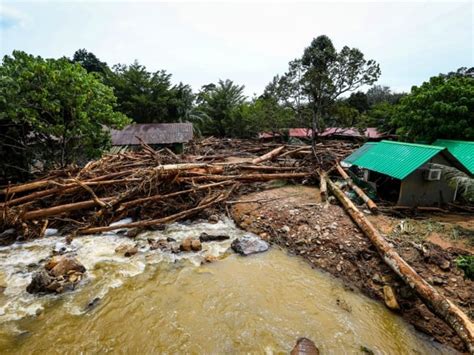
[[110, 123, 193, 153], [342, 140, 472, 206]]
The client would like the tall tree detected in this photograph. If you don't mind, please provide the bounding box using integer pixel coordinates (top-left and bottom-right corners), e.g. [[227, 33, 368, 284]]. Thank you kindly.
[[346, 91, 369, 113], [366, 85, 405, 106], [196, 79, 246, 137], [299, 35, 381, 138], [0, 51, 130, 182], [72, 49, 109, 75], [393, 74, 474, 142]]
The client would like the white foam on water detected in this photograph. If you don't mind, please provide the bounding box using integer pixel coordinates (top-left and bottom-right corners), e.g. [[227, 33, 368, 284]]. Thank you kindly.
[[0, 217, 245, 323]]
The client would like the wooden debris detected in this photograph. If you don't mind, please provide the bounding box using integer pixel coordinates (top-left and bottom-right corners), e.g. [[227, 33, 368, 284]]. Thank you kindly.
[[325, 175, 474, 352]]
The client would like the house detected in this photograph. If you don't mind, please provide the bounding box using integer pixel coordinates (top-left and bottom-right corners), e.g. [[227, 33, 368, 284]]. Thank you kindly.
[[258, 127, 386, 141], [110, 123, 193, 153], [432, 139, 474, 175], [342, 140, 471, 206]]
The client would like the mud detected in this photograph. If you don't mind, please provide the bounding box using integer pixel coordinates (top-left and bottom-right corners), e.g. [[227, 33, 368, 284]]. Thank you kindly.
[[231, 185, 474, 352]]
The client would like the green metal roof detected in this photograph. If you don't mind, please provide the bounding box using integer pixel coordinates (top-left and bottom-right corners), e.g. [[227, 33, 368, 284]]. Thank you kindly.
[[432, 139, 474, 174], [343, 142, 377, 164], [344, 140, 444, 180]]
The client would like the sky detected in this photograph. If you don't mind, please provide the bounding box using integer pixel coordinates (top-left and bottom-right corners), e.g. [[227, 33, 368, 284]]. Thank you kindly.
[[0, 1, 472, 96]]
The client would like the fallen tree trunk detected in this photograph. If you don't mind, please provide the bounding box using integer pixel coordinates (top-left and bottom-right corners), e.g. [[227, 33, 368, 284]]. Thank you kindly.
[[319, 171, 327, 202], [325, 176, 474, 352], [80, 190, 232, 235], [251, 146, 285, 164], [335, 163, 378, 213], [179, 172, 310, 182]]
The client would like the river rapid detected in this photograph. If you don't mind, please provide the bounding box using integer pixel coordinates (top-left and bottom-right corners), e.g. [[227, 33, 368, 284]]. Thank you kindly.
[[0, 218, 453, 353]]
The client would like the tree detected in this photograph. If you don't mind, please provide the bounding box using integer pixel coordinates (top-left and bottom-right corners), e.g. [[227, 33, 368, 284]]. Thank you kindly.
[[393, 74, 474, 142], [0, 51, 130, 182], [366, 85, 405, 106], [346, 91, 369, 113], [106, 61, 191, 123], [72, 49, 109, 75], [196, 79, 246, 137]]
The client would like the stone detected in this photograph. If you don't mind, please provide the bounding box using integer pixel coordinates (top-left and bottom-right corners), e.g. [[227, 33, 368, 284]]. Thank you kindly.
[[439, 259, 450, 270], [199, 233, 229, 242], [26, 270, 53, 294], [290, 337, 319, 355], [191, 239, 202, 251], [383, 286, 400, 311], [208, 215, 219, 224], [203, 255, 218, 263], [52, 242, 70, 255], [115, 243, 138, 257], [231, 234, 269, 256], [45, 255, 62, 271], [281, 225, 290, 233], [180, 237, 193, 252], [148, 238, 169, 251], [49, 256, 86, 277], [124, 246, 138, 257], [125, 228, 141, 238]]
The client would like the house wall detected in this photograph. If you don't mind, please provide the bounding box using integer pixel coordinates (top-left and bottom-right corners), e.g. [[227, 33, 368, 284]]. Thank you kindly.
[[397, 155, 456, 206]]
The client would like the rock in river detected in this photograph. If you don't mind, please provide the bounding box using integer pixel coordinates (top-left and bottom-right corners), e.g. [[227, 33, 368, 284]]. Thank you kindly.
[[290, 337, 319, 355], [231, 234, 269, 256], [199, 233, 230, 242]]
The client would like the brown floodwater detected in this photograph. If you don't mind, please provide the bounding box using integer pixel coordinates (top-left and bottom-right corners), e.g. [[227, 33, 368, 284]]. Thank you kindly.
[[0, 219, 452, 354]]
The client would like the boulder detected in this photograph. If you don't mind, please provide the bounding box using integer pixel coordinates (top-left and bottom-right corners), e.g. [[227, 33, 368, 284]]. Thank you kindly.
[[26, 269, 53, 294], [148, 238, 170, 251], [199, 233, 230, 242], [49, 256, 86, 277], [191, 239, 202, 251], [180, 237, 193, 252], [115, 244, 138, 257], [290, 337, 319, 355], [231, 235, 269, 256], [208, 214, 219, 224]]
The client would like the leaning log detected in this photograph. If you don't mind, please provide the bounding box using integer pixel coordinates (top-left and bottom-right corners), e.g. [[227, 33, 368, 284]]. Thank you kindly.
[[251, 146, 285, 164], [335, 163, 377, 213], [179, 172, 310, 182], [325, 176, 474, 352], [319, 171, 327, 202]]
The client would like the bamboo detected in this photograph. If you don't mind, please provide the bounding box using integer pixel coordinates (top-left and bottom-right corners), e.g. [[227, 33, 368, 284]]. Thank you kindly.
[[335, 163, 377, 213], [325, 176, 474, 352]]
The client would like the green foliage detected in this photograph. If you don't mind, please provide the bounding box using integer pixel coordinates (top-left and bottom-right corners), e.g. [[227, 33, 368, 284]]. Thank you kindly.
[[360, 101, 398, 133], [106, 61, 193, 124], [195, 79, 246, 137], [393, 75, 474, 142], [72, 49, 109, 75], [346, 92, 369, 113], [270, 35, 381, 134], [455, 255, 474, 280], [0, 51, 130, 182]]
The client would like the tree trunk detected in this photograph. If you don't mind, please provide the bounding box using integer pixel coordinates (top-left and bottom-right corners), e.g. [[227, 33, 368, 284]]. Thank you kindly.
[[325, 176, 474, 352], [335, 163, 378, 213]]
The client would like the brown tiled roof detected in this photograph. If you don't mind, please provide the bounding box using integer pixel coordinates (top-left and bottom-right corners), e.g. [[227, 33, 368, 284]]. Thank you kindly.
[[110, 123, 193, 145]]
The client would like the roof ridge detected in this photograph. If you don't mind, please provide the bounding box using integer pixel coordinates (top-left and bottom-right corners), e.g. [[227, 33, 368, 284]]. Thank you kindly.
[[434, 139, 474, 145], [380, 140, 444, 150]]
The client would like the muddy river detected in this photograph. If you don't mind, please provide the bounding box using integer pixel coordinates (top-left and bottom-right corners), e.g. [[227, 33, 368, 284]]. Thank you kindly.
[[0, 218, 452, 353]]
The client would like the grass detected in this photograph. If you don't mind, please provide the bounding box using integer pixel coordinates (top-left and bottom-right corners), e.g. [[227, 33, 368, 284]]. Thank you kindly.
[[455, 255, 474, 280]]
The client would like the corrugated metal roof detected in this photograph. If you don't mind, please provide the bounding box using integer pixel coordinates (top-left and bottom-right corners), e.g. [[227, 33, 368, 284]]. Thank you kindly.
[[346, 140, 444, 180], [432, 139, 474, 174], [342, 142, 377, 164], [110, 123, 193, 145]]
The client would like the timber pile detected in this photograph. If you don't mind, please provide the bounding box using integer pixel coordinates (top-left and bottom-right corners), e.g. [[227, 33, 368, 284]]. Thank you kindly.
[[0, 142, 322, 240]]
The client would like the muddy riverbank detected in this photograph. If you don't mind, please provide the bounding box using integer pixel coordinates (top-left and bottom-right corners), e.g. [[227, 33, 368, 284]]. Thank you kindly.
[[0, 219, 451, 353], [231, 185, 474, 352]]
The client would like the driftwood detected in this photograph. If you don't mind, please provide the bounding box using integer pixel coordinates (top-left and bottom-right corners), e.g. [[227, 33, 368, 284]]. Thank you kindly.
[[325, 176, 474, 352], [335, 163, 377, 213], [251, 146, 285, 164], [319, 171, 327, 202]]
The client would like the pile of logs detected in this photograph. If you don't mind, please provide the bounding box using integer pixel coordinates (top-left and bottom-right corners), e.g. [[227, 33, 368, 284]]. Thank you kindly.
[[0, 143, 321, 240]]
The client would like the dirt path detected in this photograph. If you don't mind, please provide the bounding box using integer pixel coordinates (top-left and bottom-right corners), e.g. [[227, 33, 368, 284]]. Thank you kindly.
[[231, 185, 474, 352]]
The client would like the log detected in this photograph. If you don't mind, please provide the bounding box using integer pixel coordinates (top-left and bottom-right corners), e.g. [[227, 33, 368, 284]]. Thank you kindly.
[[325, 176, 474, 352], [0, 180, 51, 195], [179, 172, 310, 182], [319, 171, 327, 202], [335, 163, 377, 213], [251, 146, 285, 164], [80, 191, 232, 234], [117, 180, 234, 211], [22, 197, 115, 220]]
